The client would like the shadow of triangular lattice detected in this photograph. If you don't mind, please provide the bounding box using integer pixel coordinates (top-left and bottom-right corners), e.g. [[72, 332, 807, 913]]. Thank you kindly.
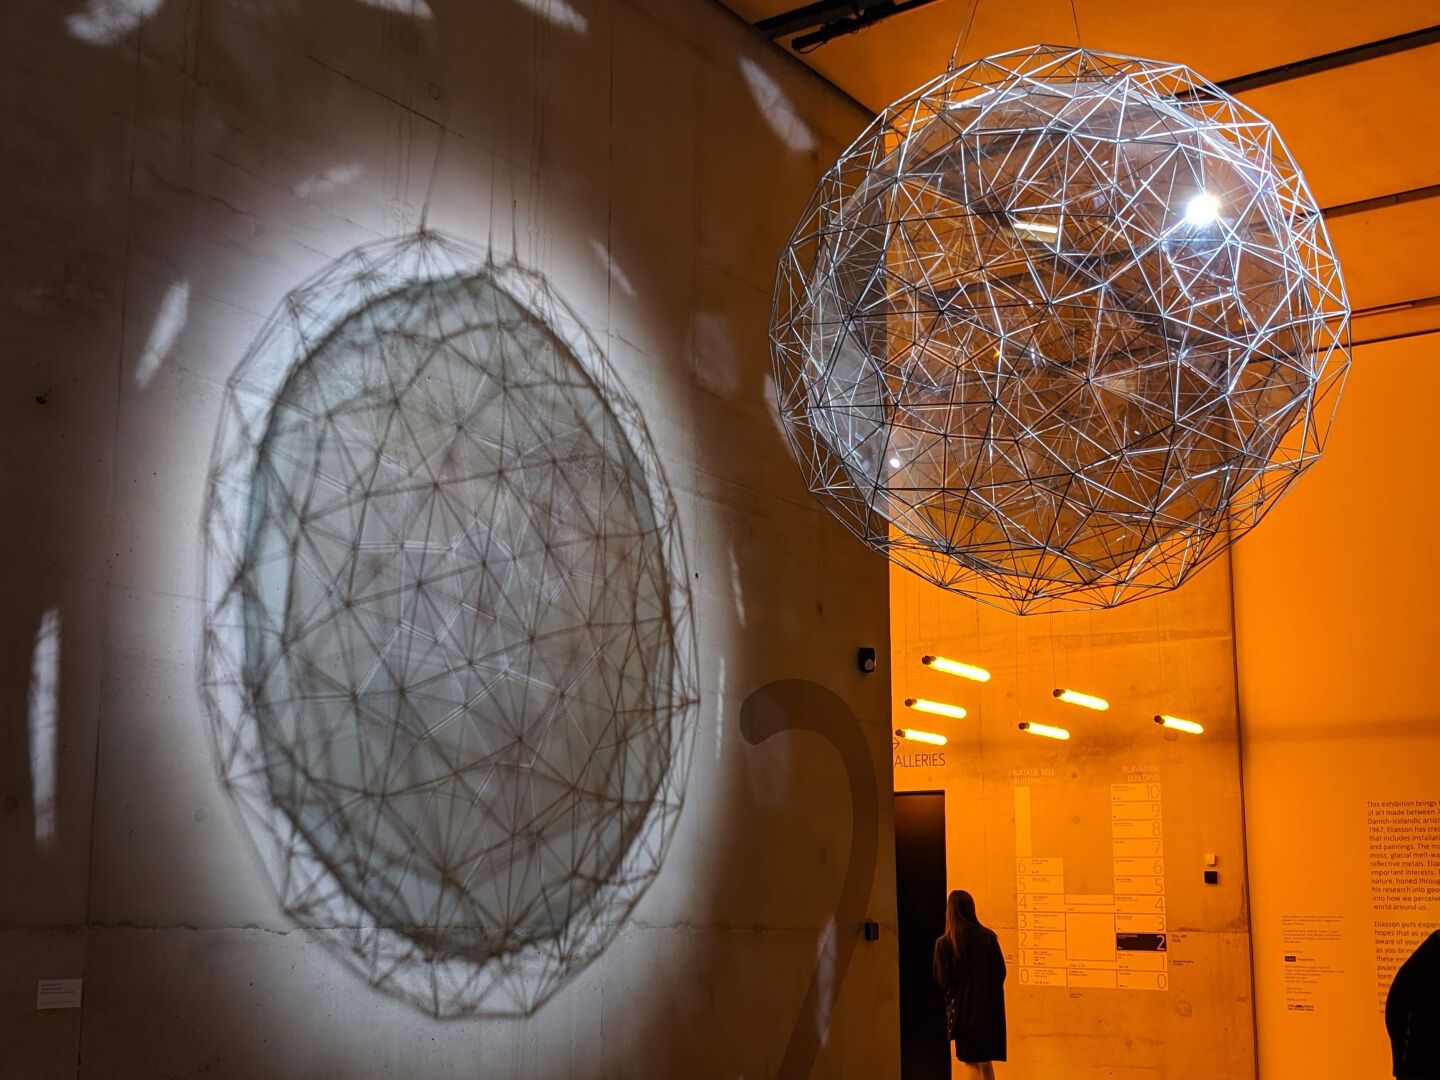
[[201, 232, 699, 1018]]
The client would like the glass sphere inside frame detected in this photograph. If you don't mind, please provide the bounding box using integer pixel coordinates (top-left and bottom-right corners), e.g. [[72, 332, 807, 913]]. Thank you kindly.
[[771, 45, 1350, 613]]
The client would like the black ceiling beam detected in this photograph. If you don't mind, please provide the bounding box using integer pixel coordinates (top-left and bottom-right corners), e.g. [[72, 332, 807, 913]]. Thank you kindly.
[[1353, 324, 1440, 347], [760, 10, 1440, 230], [756, 0, 894, 38], [1216, 24, 1440, 94], [1350, 294, 1440, 347], [756, 0, 945, 52], [1323, 182, 1440, 220], [1230, 29, 1440, 221], [792, 0, 944, 51], [1353, 294, 1440, 321], [1187, 26, 1440, 222]]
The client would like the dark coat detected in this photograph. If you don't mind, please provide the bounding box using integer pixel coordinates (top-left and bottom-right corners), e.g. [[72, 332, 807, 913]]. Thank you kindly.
[[1388, 929, 1440, 1078], [934, 929, 1007, 1064]]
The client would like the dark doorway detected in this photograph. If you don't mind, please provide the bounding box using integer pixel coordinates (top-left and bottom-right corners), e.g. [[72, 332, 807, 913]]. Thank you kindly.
[[895, 790, 949, 1079]]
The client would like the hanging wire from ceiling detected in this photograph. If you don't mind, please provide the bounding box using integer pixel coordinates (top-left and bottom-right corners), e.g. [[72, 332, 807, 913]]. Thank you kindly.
[[947, 0, 981, 69]]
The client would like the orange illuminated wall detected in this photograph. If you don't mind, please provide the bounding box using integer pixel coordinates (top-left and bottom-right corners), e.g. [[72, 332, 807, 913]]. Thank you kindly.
[[890, 559, 1256, 1079], [1234, 333, 1440, 1078]]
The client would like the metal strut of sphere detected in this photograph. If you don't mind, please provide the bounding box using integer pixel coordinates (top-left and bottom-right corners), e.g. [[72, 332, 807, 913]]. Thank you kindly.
[[771, 45, 1349, 613]]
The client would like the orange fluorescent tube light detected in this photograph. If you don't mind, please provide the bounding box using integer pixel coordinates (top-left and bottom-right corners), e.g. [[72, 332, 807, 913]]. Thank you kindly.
[[904, 697, 967, 720], [921, 655, 991, 683], [1155, 714, 1204, 735], [1053, 688, 1109, 711], [895, 727, 948, 746], [1018, 721, 1070, 741]]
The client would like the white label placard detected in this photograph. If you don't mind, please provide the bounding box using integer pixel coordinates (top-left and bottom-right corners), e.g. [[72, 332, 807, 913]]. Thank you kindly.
[[36, 978, 82, 1010]]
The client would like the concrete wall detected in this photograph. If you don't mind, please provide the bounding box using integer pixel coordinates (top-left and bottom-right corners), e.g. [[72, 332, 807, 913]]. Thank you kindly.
[[1236, 334, 1440, 1078], [891, 562, 1257, 1079], [0, 1, 900, 1076]]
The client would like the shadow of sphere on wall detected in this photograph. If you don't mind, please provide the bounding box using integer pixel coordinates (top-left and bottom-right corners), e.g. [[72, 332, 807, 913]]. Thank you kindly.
[[200, 230, 699, 1018]]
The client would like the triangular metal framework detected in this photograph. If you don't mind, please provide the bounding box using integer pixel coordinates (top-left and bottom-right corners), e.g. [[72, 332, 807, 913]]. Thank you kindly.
[[770, 45, 1350, 613]]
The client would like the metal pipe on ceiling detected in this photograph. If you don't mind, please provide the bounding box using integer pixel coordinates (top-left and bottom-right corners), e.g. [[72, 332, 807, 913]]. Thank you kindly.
[[756, 0, 945, 52], [756, 0, 895, 37], [1323, 183, 1440, 220], [1353, 325, 1440, 347], [1223, 30, 1440, 227], [1353, 294, 1440, 321], [1216, 24, 1440, 95], [755, 9, 1440, 312], [1349, 294, 1440, 347]]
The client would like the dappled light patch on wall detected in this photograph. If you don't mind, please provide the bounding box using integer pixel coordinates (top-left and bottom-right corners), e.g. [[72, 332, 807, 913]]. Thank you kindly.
[[590, 238, 637, 298], [64, 0, 162, 45], [739, 56, 819, 153], [134, 280, 189, 389], [513, 0, 589, 35], [292, 163, 365, 200], [27, 607, 61, 853], [355, 0, 434, 19]]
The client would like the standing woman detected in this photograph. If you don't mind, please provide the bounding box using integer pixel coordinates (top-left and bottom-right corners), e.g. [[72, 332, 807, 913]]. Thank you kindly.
[[933, 890, 1007, 1078]]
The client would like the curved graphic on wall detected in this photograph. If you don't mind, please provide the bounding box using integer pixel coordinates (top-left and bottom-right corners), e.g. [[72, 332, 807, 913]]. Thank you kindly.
[[201, 231, 698, 1018], [740, 679, 881, 1080]]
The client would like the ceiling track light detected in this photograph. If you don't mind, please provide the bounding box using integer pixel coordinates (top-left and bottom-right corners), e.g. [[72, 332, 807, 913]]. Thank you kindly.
[[1018, 721, 1070, 741], [1053, 688, 1109, 711], [904, 697, 967, 720], [921, 655, 991, 682], [1155, 714, 1204, 735], [895, 727, 947, 746]]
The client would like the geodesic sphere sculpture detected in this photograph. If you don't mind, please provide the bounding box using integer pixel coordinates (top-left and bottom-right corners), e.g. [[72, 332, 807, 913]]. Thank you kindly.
[[202, 232, 697, 1016], [771, 45, 1349, 612]]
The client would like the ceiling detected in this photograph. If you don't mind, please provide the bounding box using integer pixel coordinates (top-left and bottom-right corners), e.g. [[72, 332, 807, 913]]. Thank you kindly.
[[723, 0, 1440, 345]]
